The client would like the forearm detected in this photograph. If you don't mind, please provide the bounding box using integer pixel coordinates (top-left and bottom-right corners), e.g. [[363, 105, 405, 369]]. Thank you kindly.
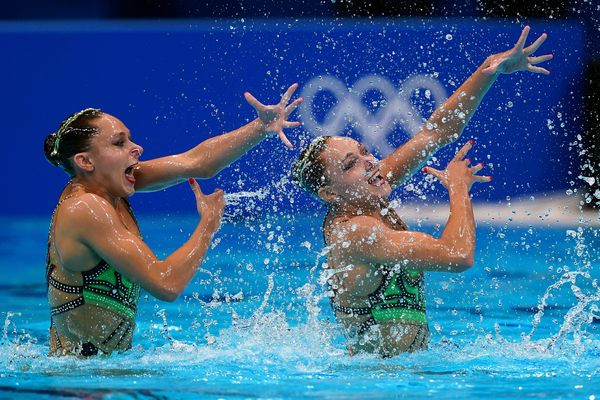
[[152, 218, 217, 301], [134, 119, 268, 192], [439, 183, 475, 268], [427, 56, 499, 146], [184, 118, 267, 178], [381, 57, 499, 187]]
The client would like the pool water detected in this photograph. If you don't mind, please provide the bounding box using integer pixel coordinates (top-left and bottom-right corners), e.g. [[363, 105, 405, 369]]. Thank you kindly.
[[0, 210, 598, 399]]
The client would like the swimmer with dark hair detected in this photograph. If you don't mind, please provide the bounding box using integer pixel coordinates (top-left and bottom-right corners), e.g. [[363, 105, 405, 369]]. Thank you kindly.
[[44, 84, 303, 356], [292, 27, 552, 356]]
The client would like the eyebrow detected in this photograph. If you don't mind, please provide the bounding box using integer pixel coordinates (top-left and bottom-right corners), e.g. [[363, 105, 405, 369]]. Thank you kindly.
[[111, 131, 131, 140], [341, 144, 368, 164]]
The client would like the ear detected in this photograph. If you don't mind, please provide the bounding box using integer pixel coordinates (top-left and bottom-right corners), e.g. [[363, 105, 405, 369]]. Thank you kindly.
[[317, 185, 338, 204], [72, 152, 94, 173]]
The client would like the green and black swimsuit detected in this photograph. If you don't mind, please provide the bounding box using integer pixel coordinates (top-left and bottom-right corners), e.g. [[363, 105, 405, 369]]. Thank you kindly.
[[332, 265, 427, 332], [325, 208, 429, 351], [46, 193, 140, 356], [46, 258, 140, 355]]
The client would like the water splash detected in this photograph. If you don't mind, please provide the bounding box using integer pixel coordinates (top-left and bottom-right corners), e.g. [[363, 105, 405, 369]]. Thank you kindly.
[[517, 224, 600, 355], [220, 175, 296, 220], [223, 189, 268, 206], [2, 312, 19, 344]]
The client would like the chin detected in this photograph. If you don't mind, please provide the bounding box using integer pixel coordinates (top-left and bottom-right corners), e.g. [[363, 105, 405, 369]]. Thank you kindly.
[[121, 177, 137, 197], [368, 186, 391, 199], [124, 183, 137, 197]]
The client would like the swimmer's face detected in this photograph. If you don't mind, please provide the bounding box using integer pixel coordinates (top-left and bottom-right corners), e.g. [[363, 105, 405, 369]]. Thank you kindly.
[[84, 114, 143, 197], [318, 137, 391, 206]]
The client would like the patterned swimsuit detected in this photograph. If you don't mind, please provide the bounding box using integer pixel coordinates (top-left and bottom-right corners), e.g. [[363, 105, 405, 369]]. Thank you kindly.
[[47, 193, 140, 356]]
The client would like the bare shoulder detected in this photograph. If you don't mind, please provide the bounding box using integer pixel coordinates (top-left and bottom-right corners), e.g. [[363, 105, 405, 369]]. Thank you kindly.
[[59, 193, 119, 236], [328, 215, 387, 244]]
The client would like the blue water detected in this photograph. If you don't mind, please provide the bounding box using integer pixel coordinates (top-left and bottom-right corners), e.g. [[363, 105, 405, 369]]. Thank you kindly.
[[1, 210, 598, 399]]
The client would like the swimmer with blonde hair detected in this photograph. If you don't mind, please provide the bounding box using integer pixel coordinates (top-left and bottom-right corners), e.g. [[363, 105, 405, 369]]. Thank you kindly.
[[44, 84, 302, 356], [292, 27, 552, 356]]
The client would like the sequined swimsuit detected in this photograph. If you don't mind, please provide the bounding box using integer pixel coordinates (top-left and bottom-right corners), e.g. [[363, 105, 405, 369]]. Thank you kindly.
[[325, 209, 429, 351], [47, 192, 140, 356]]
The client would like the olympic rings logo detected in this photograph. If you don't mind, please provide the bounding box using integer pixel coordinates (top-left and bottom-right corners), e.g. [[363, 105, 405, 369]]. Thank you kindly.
[[298, 75, 448, 155]]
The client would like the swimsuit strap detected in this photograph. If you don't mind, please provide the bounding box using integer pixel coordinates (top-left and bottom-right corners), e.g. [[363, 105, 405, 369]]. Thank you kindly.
[[332, 303, 371, 316], [48, 274, 83, 294], [83, 260, 111, 279], [46, 183, 78, 285], [81, 260, 139, 312], [366, 266, 396, 306], [50, 297, 85, 316], [112, 321, 134, 348], [46, 258, 109, 295], [331, 265, 402, 316], [406, 325, 429, 352]]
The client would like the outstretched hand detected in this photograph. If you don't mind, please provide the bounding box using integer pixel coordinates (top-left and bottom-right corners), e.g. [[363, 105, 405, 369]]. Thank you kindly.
[[244, 83, 304, 149], [483, 26, 553, 76]]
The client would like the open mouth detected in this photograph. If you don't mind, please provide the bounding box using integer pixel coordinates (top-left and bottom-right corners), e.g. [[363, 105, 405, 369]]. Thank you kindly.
[[124, 163, 137, 184], [367, 169, 386, 187]]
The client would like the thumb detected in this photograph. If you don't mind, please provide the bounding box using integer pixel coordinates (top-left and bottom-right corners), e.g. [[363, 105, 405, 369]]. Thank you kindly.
[[188, 177, 205, 198], [277, 130, 294, 149], [244, 91, 262, 110], [482, 62, 501, 75]]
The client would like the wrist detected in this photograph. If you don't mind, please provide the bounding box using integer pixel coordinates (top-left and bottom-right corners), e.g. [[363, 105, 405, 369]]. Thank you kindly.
[[483, 54, 495, 67], [448, 181, 469, 195], [255, 118, 270, 137], [200, 212, 220, 232], [481, 54, 502, 77]]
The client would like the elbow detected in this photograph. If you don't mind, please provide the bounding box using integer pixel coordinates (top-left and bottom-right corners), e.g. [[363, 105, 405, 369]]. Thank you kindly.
[[152, 286, 182, 303], [450, 254, 474, 272], [160, 291, 180, 303], [438, 239, 474, 272]]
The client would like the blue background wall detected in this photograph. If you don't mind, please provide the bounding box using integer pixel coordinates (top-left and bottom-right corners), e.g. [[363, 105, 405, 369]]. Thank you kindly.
[[0, 19, 585, 216]]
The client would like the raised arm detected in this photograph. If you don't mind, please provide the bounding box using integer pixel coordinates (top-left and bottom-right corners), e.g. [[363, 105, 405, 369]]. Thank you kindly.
[[381, 26, 552, 188], [340, 142, 490, 272], [133, 83, 303, 192], [63, 179, 224, 301]]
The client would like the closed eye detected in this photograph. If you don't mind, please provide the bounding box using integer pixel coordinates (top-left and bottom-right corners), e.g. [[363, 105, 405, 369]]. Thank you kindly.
[[342, 157, 357, 171], [112, 131, 132, 147]]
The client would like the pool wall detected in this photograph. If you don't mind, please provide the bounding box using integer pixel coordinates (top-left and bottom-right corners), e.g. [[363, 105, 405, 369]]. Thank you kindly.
[[0, 19, 585, 215]]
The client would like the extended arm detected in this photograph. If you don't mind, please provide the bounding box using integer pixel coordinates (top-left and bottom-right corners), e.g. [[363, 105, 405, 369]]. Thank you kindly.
[[381, 26, 552, 187], [133, 84, 303, 192]]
